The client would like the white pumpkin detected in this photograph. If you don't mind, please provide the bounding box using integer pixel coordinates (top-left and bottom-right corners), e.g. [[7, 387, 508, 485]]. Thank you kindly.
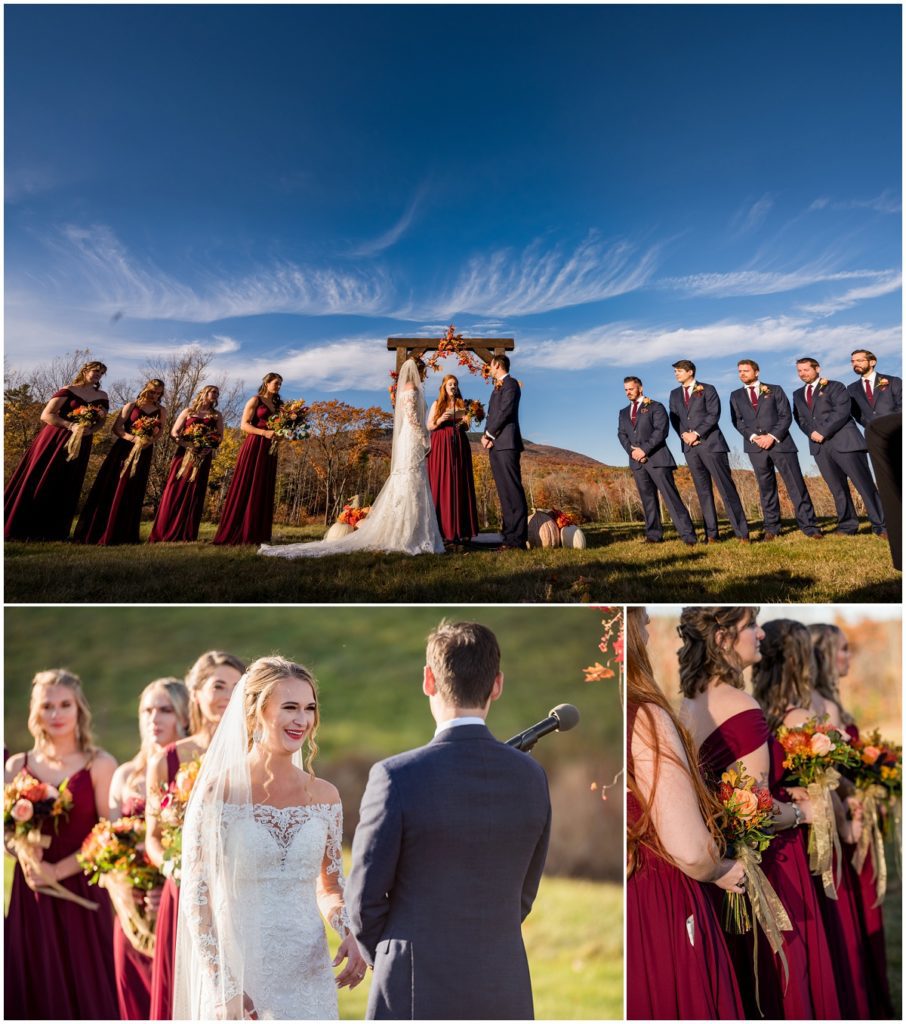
[[527, 510, 553, 548], [561, 525, 587, 549], [324, 521, 354, 541]]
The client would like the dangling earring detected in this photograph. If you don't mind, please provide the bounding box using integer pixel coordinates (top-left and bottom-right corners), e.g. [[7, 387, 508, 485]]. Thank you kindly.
[[253, 728, 262, 744]]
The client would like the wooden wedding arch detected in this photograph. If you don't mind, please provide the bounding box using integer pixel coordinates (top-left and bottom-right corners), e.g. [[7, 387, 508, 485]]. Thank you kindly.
[[387, 335, 514, 373]]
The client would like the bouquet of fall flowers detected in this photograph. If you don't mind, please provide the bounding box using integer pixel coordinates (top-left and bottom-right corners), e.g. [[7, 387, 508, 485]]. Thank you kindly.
[[715, 763, 792, 1011], [176, 422, 222, 481], [339, 504, 370, 529], [463, 399, 485, 427], [78, 815, 164, 953], [267, 399, 310, 454], [65, 402, 107, 460], [4, 771, 97, 909], [777, 717, 861, 898], [547, 508, 577, 530], [157, 756, 202, 884], [120, 414, 160, 478], [848, 730, 902, 906]]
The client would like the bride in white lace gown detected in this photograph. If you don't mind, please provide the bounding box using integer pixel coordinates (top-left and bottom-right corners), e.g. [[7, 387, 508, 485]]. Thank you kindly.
[[174, 658, 366, 1020], [258, 357, 445, 558]]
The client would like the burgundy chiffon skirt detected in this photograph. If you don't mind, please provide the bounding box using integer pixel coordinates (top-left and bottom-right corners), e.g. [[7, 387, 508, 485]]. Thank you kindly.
[[427, 423, 479, 542], [114, 915, 153, 1019], [212, 433, 277, 545], [73, 437, 154, 545], [148, 450, 212, 543], [149, 877, 179, 1019]]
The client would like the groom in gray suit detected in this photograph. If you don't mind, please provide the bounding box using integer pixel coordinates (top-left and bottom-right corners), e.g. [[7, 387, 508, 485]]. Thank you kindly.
[[346, 621, 552, 1020]]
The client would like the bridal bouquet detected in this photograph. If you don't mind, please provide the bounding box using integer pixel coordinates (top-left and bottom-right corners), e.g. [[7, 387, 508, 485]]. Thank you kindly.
[[339, 504, 371, 529], [4, 771, 96, 909], [120, 414, 159, 478], [65, 402, 106, 460], [267, 399, 310, 454], [777, 717, 860, 897], [715, 763, 792, 1010], [79, 815, 163, 953], [177, 423, 222, 481], [158, 755, 202, 883], [848, 730, 902, 906]]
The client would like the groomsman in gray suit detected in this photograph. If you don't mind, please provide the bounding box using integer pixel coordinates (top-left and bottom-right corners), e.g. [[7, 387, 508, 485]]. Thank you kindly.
[[729, 359, 822, 540], [792, 357, 887, 538], [617, 376, 697, 545], [668, 359, 749, 543], [847, 349, 902, 428], [346, 621, 551, 1020]]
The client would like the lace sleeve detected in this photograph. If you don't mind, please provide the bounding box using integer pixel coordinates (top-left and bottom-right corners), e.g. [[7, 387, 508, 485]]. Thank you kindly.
[[316, 803, 352, 938], [402, 389, 421, 429], [181, 801, 242, 1004]]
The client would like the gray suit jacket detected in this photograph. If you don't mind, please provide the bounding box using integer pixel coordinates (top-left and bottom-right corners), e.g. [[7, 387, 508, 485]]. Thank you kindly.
[[346, 723, 551, 1020]]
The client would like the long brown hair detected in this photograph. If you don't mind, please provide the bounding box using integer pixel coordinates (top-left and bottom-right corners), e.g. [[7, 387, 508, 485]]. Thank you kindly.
[[124, 678, 191, 792], [435, 374, 464, 417], [135, 378, 165, 407], [69, 361, 107, 387], [28, 669, 97, 755], [752, 619, 814, 731], [186, 651, 246, 734], [809, 624, 853, 725], [257, 373, 283, 408], [627, 609, 725, 878], [677, 607, 759, 696]]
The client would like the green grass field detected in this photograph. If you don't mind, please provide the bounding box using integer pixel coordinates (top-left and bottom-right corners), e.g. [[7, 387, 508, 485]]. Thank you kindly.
[[4, 517, 900, 603]]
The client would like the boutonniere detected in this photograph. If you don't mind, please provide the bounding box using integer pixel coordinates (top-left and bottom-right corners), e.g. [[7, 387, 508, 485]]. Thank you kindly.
[[692, 384, 704, 396], [877, 378, 890, 390], [759, 384, 771, 396], [818, 378, 829, 389], [638, 396, 652, 413], [493, 378, 523, 390]]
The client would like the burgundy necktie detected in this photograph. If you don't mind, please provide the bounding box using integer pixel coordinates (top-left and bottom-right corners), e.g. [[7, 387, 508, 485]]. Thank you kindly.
[[865, 378, 874, 404], [806, 384, 814, 409], [749, 386, 759, 410], [683, 387, 690, 408], [630, 401, 638, 426]]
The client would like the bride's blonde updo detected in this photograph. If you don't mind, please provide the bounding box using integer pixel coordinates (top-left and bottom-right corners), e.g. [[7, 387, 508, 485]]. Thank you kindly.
[[677, 606, 759, 697], [243, 656, 320, 772]]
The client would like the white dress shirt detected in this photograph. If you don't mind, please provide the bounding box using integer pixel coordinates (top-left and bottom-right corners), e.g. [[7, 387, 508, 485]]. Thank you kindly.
[[434, 716, 488, 736]]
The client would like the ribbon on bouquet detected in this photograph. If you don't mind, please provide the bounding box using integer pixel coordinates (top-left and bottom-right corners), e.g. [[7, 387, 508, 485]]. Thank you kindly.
[[806, 767, 843, 899], [736, 844, 793, 1016], [9, 834, 99, 911], [176, 447, 206, 482], [65, 424, 90, 461], [852, 784, 888, 908], [891, 798, 902, 881], [100, 873, 157, 954], [120, 437, 153, 478]]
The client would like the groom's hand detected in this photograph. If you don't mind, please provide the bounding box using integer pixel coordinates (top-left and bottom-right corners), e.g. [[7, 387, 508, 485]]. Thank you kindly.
[[481, 436, 493, 449]]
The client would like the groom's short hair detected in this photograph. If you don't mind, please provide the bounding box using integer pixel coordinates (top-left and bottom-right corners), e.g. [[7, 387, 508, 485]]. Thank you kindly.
[[738, 359, 760, 372], [490, 355, 510, 373], [426, 621, 500, 707], [623, 376, 642, 387], [672, 359, 696, 373]]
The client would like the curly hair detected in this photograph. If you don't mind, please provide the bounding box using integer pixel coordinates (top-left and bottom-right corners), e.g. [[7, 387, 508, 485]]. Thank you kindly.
[[677, 607, 759, 697], [627, 609, 725, 878], [28, 669, 97, 754], [809, 624, 853, 726], [189, 385, 220, 413], [135, 378, 165, 407], [69, 361, 108, 387], [751, 619, 814, 732]]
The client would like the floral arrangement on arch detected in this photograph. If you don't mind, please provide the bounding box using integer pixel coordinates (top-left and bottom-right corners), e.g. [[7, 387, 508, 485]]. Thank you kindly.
[[584, 607, 624, 802]]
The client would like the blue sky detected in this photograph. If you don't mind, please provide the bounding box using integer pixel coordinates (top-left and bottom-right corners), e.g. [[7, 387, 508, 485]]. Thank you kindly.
[[5, 4, 901, 467]]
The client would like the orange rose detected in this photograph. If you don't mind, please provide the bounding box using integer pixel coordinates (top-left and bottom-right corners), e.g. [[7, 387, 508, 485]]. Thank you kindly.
[[809, 733, 834, 756], [733, 789, 759, 818], [861, 745, 882, 765]]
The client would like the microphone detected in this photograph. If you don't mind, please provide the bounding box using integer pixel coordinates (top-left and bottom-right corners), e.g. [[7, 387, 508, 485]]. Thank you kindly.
[[506, 704, 580, 752]]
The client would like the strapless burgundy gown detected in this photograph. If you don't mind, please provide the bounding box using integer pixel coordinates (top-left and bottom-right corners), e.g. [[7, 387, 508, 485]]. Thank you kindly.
[[212, 401, 278, 545], [699, 709, 841, 1019], [73, 405, 161, 545], [844, 722, 895, 1018], [149, 744, 181, 1020], [148, 415, 217, 543], [4, 388, 109, 540], [4, 755, 118, 1019], [427, 421, 479, 543], [113, 794, 154, 1020], [626, 702, 744, 1019]]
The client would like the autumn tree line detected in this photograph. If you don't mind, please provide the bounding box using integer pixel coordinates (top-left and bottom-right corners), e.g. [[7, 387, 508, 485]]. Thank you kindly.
[[5, 347, 851, 533]]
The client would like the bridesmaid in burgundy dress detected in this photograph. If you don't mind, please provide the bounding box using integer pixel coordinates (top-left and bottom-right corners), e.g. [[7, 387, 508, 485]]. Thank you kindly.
[[427, 374, 479, 545], [4, 669, 119, 1019], [73, 378, 167, 545], [810, 622, 896, 1019], [213, 372, 282, 545], [680, 607, 842, 1020], [146, 651, 245, 1019], [148, 384, 224, 543], [107, 677, 190, 1020], [753, 618, 872, 1019], [626, 608, 745, 1019], [4, 360, 109, 541]]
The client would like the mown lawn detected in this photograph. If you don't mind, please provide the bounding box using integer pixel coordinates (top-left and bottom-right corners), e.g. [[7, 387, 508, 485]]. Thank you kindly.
[[4, 517, 900, 603]]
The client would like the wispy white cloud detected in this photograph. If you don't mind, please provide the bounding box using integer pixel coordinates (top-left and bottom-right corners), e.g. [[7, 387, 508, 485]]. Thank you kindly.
[[799, 272, 902, 316], [421, 232, 661, 317], [520, 316, 902, 371], [809, 189, 901, 214], [661, 264, 892, 299], [348, 186, 426, 257], [222, 337, 393, 392], [5, 165, 62, 203], [730, 194, 774, 235]]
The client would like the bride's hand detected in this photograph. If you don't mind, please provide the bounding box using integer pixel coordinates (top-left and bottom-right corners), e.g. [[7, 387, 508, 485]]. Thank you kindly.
[[333, 932, 368, 989], [216, 992, 258, 1020]]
